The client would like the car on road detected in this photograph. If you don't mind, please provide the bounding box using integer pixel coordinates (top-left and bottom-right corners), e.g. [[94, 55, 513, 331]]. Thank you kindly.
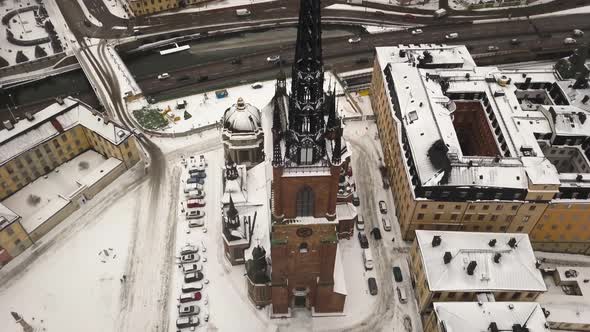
[[182, 263, 202, 273], [180, 245, 198, 255], [186, 210, 205, 219], [368, 277, 378, 295], [363, 249, 374, 271], [181, 282, 204, 293], [371, 227, 382, 240], [187, 199, 206, 208], [187, 176, 204, 185], [266, 55, 281, 64], [487, 45, 499, 52], [356, 215, 365, 231], [352, 192, 360, 206], [573, 29, 584, 37], [382, 217, 392, 231], [179, 304, 200, 317], [197, 75, 209, 82], [188, 218, 205, 228], [186, 190, 205, 200], [184, 271, 204, 283], [231, 58, 242, 65], [379, 200, 387, 214], [358, 231, 369, 249], [393, 266, 403, 282], [179, 291, 202, 303], [411, 29, 423, 35], [176, 316, 199, 329], [445, 33, 459, 40], [181, 253, 200, 263], [157, 73, 170, 80], [348, 36, 362, 44], [193, 172, 206, 179], [397, 286, 408, 303], [510, 38, 521, 45], [251, 82, 263, 89], [564, 38, 577, 45]]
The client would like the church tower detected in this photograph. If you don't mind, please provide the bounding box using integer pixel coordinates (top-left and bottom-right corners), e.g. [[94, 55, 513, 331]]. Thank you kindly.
[[269, 0, 347, 316]]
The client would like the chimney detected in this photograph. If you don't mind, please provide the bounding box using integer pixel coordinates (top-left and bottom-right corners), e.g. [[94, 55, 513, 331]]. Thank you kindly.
[[24, 112, 34, 121], [443, 251, 452, 264], [489, 239, 497, 247], [493, 253, 502, 263], [467, 261, 477, 275], [2, 120, 14, 130], [489, 322, 499, 332], [432, 235, 442, 247], [582, 95, 589, 104], [508, 237, 517, 248]]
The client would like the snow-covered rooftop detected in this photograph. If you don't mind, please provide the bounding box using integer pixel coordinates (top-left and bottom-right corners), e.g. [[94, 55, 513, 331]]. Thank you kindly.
[[0, 97, 131, 166], [432, 302, 550, 332], [415, 230, 546, 293], [0, 203, 19, 230], [375, 45, 590, 193], [539, 266, 590, 328]]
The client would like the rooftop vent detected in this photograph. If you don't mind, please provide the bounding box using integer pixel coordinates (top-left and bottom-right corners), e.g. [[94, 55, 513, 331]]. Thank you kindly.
[[117, 130, 126, 138], [520, 146, 535, 157], [2, 120, 14, 130], [489, 322, 499, 332], [582, 95, 589, 104], [432, 235, 442, 247], [579, 112, 587, 124], [512, 324, 529, 332], [508, 237, 517, 248], [467, 260, 477, 275], [443, 251, 452, 264], [577, 174, 584, 181], [24, 112, 34, 121], [489, 239, 497, 247], [493, 253, 502, 263]]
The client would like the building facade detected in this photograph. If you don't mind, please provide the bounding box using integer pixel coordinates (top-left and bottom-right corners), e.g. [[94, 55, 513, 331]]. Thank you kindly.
[[410, 230, 546, 314], [221, 97, 264, 168], [127, 0, 209, 16], [371, 44, 590, 254], [268, 0, 349, 316], [0, 204, 32, 265]]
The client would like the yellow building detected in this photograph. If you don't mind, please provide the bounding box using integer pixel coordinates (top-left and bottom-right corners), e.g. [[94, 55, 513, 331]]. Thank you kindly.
[[410, 230, 546, 314], [424, 302, 550, 332], [0, 204, 32, 266], [127, 0, 209, 16], [0, 98, 141, 201], [371, 44, 590, 254]]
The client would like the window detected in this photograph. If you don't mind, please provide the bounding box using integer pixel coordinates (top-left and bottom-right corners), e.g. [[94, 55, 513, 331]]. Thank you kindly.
[[455, 205, 461, 210], [35, 150, 42, 158], [506, 215, 514, 222], [417, 214, 424, 220], [421, 204, 427, 209], [522, 216, 530, 223], [433, 293, 441, 300], [296, 186, 314, 217], [517, 226, 524, 232], [299, 242, 309, 253], [486, 225, 493, 231], [491, 215, 498, 221], [512, 205, 519, 211], [6, 166, 13, 174], [438, 204, 444, 210], [483, 205, 489, 211], [496, 205, 503, 211], [469, 206, 475, 210], [478, 214, 485, 221], [451, 214, 458, 221], [127, 152, 133, 159], [43, 144, 51, 153], [75, 139, 81, 146], [53, 140, 60, 148], [448, 292, 456, 299], [511, 292, 520, 300], [61, 135, 67, 142], [434, 214, 441, 220], [464, 215, 472, 221], [14, 238, 21, 246]]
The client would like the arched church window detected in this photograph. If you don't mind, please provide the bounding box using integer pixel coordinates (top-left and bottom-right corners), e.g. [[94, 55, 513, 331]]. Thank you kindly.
[[299, 242, 308, 253], [296, 186, 314, 216]]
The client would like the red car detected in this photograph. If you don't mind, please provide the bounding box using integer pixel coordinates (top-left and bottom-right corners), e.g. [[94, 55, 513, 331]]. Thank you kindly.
[[179, 291, 202, 303], [187, 199, 206, 208]]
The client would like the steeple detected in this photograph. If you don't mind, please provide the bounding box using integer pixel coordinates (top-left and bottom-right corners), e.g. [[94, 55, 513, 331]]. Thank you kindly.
[[227, 195, 239, 223]]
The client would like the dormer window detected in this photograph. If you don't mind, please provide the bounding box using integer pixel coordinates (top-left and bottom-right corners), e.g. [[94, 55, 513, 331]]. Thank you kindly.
[[299, 242, 309, 253]]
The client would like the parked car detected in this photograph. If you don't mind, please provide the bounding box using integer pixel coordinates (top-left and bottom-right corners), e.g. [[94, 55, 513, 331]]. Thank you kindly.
[[266, 55, 281, 63], [397, 286, 408, 303], [187, 199, 206, 208], [358, 231, 369, 249], [157, 73, 170, 80], [186, 210, 205, 219], [382, 217, 392, 231], [181, 253, 200, 263], [186, 190, 205, 199], [194, 172, 207, 179], [182, 263, 202, 273], [356, 214, 365, 231], [181, 282, 204, 293], [352, 192, 360, 206], [371, 227, 382, 240], [176, 316, 199, 328], [188, 168, 206, 175], [362, 249, 374, 270], [411, 29, 423, 35], [348, 36, 362, 44], [355, 57, 369, 64], [180, 245, 198, 255], [179, 304, 200, 317], [187, 176, 205, 185], [188, 219, 205, 228], [368, 277, 378, 295], [179, 291, 202, 303], [379, 200, 387, 214], [393, 266, 403, 282], [184, 271, 204, 283]]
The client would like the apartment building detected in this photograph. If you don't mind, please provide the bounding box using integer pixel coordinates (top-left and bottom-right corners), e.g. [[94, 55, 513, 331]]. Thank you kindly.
[[127, 0, 209, 16], [424, 302, 550, 332], [0, 204, 32, 266], [410, 230, 546, 313], [371, 44, 590, 254]]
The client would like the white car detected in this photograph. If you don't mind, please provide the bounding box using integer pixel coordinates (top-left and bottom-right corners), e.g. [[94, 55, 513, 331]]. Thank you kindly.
[[445, 33, 458, 40], [487, 45, 499, 51], [157, 73, 170, 80], [251, 82, 263, 89], [573, 29, 584, 37], [189, 219, 205, 228], [564, 38, 577, 45], [411, 29, 423, 35], [266, 55, 281, 63], [348, 36, 361, 44]]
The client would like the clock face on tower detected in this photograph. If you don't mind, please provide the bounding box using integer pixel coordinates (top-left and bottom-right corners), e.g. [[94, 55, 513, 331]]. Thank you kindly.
[[296, 227, 313, 238]]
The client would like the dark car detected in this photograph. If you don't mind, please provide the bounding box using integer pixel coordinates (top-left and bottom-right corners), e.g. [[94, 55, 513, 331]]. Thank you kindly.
[[355, 57, 369, 64], [368, 277, 378, 295], [197, 76, 209, 82], [194, 172, 207, 179], [510, 38, 521, 45], [231, 58, 242, 65], [358, 231, 369, 249], [371, 227, 382, 240], [393, 266, 403, 282], [379, 200, 387, 214], [187, 176, 205, 185], [184, 271, 204, 283]]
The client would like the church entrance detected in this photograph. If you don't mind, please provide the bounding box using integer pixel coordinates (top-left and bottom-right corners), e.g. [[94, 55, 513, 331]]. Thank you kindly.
[[294, 295, 306, 307], [292, 287, 309, 308]]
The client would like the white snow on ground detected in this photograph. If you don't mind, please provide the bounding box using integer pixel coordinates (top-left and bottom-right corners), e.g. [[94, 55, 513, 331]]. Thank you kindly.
[[153, 0, 277, 17], [532, 4, 590, 18], [100, 0, 130, 19], [74, 0, 103, 26], [365, 0, 440, 11], [450, 0, 556, 11], [325, 3, 431, 17], [0, 164, 146, 332], [0, 1, 52, 66]]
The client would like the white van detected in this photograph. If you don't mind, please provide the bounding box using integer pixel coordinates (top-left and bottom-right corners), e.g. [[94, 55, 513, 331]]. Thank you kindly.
[[182, 282, 203, 293], [382, 217, 392, 232], [356, 215, 365, 231], [397, 286, 408, 303], [362, 249, 374, 270]]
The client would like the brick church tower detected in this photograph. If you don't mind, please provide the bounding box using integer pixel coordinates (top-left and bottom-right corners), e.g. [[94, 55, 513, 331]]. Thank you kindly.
[[269, 0, 347, 316]]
